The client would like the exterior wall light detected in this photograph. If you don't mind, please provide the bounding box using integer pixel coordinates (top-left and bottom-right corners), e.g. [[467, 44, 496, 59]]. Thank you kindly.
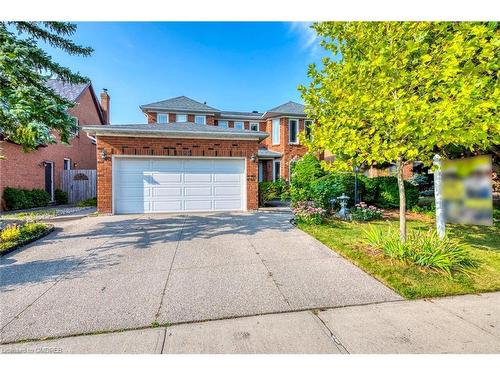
[[250, 153, 258, 163], [100, 149, 108, 161]]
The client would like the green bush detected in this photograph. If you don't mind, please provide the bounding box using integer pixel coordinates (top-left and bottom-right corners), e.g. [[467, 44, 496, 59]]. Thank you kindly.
[[3, 187, 50, 210], [76, 197, 97, 207], [3, 188, 31, 210], [363, 176, 419, 209], [290, 154, 325, 203], [54, 189, 69, 205], [292, 201, 327, 225], [311, 172, 365, 209], [350, 203, 383, 221], [364, 225, 475, 277], [28, 189, 51, 207], [259, 179, 290, 205]]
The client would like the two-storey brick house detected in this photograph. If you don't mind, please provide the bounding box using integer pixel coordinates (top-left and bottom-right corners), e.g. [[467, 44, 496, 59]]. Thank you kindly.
[[83, 96, 311, 214]]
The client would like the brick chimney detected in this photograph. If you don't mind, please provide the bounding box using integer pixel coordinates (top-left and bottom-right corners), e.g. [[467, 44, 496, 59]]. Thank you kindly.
[[100, 89, 110, 124]]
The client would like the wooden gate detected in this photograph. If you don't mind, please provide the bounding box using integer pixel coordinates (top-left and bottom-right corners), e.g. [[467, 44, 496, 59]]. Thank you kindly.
[[61, 169, 96, 204]]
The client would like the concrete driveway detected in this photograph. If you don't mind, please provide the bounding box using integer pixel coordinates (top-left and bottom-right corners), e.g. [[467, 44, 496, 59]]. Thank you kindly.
[[0, 211, 401, 344]]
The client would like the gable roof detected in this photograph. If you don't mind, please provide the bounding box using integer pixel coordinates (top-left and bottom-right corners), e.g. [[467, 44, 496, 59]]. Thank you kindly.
[[220, 111, 264, 120], [45, 79, 106, 124], [46, 79, 90, 102], [264, 101, 305, 118], [140, 96, 220, 114]]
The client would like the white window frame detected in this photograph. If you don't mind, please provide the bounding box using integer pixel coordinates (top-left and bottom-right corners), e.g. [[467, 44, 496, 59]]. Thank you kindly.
[[272, 119, 280, 145], [234, 121, 244, 130], [176, 114, 187, 123], [273, 160, 281, 182], [194, 115, 206, 125], [304, 120, 313, 140], [250, 123, 259, 131], [218, 120, 229, 128], [157, 113, 169, 124], [63, 158, 72, 170], [288, 118, 299, 144]]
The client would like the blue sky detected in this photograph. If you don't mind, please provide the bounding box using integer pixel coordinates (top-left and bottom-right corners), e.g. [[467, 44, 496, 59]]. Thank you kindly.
[[43, 22, 325, 124]]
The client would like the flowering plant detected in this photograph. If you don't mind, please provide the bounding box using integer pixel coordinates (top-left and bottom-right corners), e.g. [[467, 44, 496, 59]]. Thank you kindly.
[[292, 201, 326, 225], [350, 202, 383, 221]]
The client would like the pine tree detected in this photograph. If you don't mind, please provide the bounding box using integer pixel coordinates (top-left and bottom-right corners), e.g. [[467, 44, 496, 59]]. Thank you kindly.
[[0, 22, 93, 151]]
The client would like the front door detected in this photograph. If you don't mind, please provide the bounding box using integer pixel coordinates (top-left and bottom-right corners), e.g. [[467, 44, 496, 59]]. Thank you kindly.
[[44, 162, 54, 201]]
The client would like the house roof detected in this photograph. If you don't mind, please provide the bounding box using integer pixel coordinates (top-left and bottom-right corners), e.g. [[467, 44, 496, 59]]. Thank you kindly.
[[257, 148, 282, 158], [263, 101, 306, 118], [82, 122, 268, 141], [45, 79, 90, 102], [220, 111, 264, 120], [140, 96, 220, 114]]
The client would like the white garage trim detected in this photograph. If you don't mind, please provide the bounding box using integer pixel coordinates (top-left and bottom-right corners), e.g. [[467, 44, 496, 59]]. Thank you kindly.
[[111, 155, 247, 214]]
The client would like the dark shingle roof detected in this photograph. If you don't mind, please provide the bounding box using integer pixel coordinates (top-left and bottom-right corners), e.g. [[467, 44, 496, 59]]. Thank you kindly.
[[220, 111, 264, 119], [45, 79, 90, 101], [82, 122, 268, 141], [140, 96, 220, 113], [266, 101, 305, 115]]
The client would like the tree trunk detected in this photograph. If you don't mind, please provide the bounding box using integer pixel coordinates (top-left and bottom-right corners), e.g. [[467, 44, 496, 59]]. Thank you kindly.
[[396, 157, 406, 243]]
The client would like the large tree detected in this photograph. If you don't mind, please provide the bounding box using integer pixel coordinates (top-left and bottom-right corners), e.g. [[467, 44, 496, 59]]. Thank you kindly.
[[300, 22, 500, 242], [0, 22, 92, 151]]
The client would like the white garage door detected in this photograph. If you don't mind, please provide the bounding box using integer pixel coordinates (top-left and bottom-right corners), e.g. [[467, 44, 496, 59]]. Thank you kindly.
[[114, 157, 245, 214]]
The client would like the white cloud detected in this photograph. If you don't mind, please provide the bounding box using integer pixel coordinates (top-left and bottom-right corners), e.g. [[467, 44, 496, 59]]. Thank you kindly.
[[288, 22, 322, 58]]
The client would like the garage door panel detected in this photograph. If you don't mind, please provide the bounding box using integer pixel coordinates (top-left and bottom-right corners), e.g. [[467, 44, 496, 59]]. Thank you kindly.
[[184, 173, 212, 183], [152, 201, 183, 212], [184, 186, 212, 197], [214, 173, 241, 183], [185, 200, 213, 211], [153, 187, 182, 198], [214, 200, 242, 210], [114, 158, 245, 214], [152, 173, 182, 184], [214, 186, 241, 196]]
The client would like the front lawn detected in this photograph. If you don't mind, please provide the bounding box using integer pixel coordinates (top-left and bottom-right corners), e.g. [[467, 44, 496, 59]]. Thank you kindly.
[[298, 213, 500, 299]]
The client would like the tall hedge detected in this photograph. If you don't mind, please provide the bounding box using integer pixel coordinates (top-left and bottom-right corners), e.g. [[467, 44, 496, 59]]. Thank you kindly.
[[3, 187, 51, 211], [311, 173, 365, 208], [290, 154, 325, 202]]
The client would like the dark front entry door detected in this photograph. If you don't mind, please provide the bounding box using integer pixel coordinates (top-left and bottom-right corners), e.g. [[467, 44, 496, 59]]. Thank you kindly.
[[44, 162, 53, 200]]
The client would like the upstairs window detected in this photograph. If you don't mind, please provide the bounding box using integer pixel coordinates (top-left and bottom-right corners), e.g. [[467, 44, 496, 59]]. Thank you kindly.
[[272, 119, 280, 145], [234, 121, 244, 130], [176, 114, 187, 122], [250, 123, 259, 131], [157, 113, 168, 123], [218, 120, 228, 128], [289, 119, 299, 144], [195, 115, 206, 125], [304, 120, 313, 140]]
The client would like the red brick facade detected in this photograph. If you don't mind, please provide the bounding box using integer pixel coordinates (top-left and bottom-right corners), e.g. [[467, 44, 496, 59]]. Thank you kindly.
[[0, 85, 107, 210], [95, 136, 260, 213]]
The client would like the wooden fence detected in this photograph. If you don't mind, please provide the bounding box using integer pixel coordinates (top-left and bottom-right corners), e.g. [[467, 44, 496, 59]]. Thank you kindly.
[[61, 169, 96, 204]]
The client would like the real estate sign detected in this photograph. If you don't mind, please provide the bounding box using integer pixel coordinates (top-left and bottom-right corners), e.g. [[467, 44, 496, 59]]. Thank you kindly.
[[440, 155, 493, 226]]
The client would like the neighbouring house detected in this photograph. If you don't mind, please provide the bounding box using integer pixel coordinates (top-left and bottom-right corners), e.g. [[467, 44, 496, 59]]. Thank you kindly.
[[0, 79, 110, 210], [83, 96, 313, 214]]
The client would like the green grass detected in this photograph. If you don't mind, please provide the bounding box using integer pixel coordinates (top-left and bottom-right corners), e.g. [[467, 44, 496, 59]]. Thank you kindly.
[[0, 222, 52, 255], [298, 215, 500, 299], [1, 209, 57, 220], [76, 197, 97, 207]]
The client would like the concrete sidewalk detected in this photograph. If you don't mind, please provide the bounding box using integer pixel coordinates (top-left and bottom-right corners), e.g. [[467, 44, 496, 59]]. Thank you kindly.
[[2, 292, 499, 354]]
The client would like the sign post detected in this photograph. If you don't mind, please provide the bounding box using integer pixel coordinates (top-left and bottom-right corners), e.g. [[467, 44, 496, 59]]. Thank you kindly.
[[433, 154, 446, 239]]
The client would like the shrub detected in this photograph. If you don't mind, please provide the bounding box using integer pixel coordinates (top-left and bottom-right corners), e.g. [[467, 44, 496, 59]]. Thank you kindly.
[[3, 187, 50, 210], [3, 187, 31, 210], [311, 172, 365, 209], [350, 202, 383, 221], [259, 179, 290, 205], [0, 224, 22, 242], [290, 154, 325, 203], [362, 176, 419, 209], [76, 197, 97, 207], [363, 226, 475, 277], [19, 222, 48, 239], [292, 201, 326, 225], [54, 189, 69, 205], [28, 189, 51, 207]]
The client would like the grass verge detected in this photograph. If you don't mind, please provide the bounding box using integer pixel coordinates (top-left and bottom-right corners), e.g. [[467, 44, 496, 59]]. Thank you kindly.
[[298, 214, 500, 299]]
